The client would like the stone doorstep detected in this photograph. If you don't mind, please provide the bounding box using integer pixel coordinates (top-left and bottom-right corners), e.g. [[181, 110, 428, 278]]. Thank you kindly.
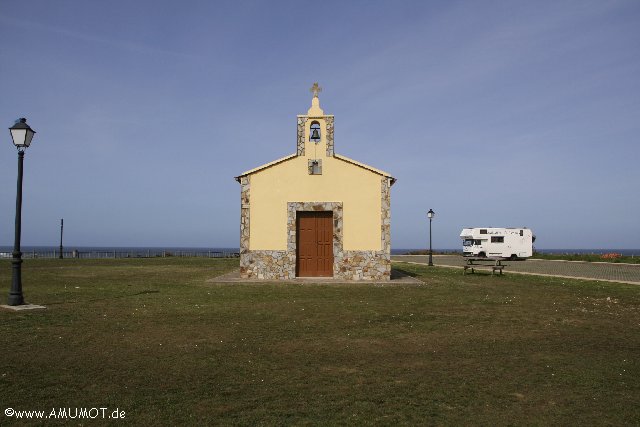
[[1, 304, 47, 311]]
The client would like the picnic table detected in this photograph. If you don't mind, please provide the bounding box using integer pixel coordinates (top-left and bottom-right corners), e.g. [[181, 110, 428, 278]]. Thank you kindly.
[[463, 258, 507, 275]]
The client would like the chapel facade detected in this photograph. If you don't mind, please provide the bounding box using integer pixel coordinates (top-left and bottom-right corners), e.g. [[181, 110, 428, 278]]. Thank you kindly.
[[235, 84, 395, 280]]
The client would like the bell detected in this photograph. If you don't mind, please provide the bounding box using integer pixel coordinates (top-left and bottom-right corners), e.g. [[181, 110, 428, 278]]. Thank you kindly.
[[310, 128, 320, 142]]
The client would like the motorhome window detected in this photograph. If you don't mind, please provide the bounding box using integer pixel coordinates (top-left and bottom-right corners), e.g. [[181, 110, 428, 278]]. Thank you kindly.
[[491, 236, 504, 243], [474, 240, 482, 245], [480, 229, 487, 234], [520, 230, 523, 236], [463, 239, 473, 246]]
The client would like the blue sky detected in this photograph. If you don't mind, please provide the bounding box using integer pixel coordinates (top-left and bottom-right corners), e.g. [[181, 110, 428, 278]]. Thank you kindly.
[[1, 0, 638, 250]]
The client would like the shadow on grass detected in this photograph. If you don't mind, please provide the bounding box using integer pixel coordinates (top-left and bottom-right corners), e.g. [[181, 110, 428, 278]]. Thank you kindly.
[[391, 267, 418, 278]]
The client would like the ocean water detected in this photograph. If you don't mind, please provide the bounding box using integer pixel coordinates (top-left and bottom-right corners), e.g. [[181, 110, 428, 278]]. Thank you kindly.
[[2, 246, 639, 257]]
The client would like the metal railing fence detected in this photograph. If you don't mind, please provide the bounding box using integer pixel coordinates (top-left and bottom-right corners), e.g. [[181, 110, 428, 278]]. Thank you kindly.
[[0, 250, 240, 260]]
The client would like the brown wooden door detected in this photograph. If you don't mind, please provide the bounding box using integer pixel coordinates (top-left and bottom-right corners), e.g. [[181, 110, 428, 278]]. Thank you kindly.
[[296, 211, 333, 277]]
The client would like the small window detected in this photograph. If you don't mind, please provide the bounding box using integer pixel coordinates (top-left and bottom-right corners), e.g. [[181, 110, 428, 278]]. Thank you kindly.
[[520, 230, 524, 236], [480, 229, 487, 234], [308, 159, 322, 175], [491, 236, 504, 243]]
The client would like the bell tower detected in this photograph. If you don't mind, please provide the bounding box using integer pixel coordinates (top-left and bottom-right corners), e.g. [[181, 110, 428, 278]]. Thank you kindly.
[[296, 82, 335, 161]]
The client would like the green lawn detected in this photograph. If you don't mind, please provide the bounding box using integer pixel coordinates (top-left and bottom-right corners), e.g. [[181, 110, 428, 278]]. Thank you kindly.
[[1, 258, 639, 425]]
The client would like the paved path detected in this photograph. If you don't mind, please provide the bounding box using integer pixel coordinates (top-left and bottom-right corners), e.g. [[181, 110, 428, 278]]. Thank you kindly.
[[392, 255, 640, 285], [210, 269, 423, 285]]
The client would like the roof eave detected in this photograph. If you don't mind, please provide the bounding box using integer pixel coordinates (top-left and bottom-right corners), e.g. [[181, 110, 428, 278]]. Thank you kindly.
[[333, 154, 396, 183], [234, 153, 298, 182]]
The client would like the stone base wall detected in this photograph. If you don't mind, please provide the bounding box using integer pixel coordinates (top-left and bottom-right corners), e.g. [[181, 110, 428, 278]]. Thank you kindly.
[[240, 249, 390, 281], [240, 250, 293, 280], [338, 251, 391, 280]]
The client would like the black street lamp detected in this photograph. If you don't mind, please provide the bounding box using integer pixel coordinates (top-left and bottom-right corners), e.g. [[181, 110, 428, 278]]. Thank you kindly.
[[427, 209, 435, 266], [8, 118, 36, 306]]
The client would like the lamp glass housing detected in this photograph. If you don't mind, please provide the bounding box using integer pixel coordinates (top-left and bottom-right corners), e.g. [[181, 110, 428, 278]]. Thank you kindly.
[[9, 118, 36, 149]]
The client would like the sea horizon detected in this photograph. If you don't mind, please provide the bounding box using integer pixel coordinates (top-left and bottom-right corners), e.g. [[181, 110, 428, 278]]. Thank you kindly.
[[1, 246, 639, 257]]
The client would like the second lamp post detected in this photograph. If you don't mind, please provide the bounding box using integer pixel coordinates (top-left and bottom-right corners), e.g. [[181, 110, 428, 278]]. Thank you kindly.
[[427, 209, 435, 266]]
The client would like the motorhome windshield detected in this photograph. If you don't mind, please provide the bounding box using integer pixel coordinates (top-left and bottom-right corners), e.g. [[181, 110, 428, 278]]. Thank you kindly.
[[463, 239, 483, 246]]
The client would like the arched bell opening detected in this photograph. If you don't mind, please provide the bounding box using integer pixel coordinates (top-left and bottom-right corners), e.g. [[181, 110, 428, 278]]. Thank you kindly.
[[309, 121, 321, 143]]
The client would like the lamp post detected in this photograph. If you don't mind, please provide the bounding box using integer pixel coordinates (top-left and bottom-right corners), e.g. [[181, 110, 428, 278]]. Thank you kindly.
[[59, 218, 64, 259], [8, 118, 36, 306], [427, 209, 435, 266]]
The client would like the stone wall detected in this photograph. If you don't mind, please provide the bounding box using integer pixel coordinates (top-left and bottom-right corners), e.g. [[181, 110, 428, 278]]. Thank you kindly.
[[240, 250, 292, 280], [339, 250, 390, 280], [296, 117, 307, 156], [325, 116, 334, 157], [239, 176, 252, 278], [381, 177, 391, 255]]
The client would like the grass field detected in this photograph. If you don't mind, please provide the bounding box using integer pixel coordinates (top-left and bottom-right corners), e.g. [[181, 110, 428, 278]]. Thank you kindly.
[[1, 258, 639, 425]]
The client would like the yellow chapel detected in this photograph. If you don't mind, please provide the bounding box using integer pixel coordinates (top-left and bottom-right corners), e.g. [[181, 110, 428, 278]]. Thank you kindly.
[[235, 84, 395, 280]]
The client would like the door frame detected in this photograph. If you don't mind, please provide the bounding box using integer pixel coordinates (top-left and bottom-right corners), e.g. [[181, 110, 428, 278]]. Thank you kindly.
[[287, 202, 343, 279]]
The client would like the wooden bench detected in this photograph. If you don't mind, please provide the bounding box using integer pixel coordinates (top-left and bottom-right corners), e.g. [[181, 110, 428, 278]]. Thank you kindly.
[[463, 258, 507, 275]]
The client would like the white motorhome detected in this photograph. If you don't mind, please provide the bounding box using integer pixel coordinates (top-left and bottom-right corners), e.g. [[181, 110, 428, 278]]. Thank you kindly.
[[460, 227, 535, 259]]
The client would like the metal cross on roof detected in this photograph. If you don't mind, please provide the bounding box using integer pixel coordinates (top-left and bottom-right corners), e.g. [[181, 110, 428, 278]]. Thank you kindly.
[[310, 82, 322, 98]]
